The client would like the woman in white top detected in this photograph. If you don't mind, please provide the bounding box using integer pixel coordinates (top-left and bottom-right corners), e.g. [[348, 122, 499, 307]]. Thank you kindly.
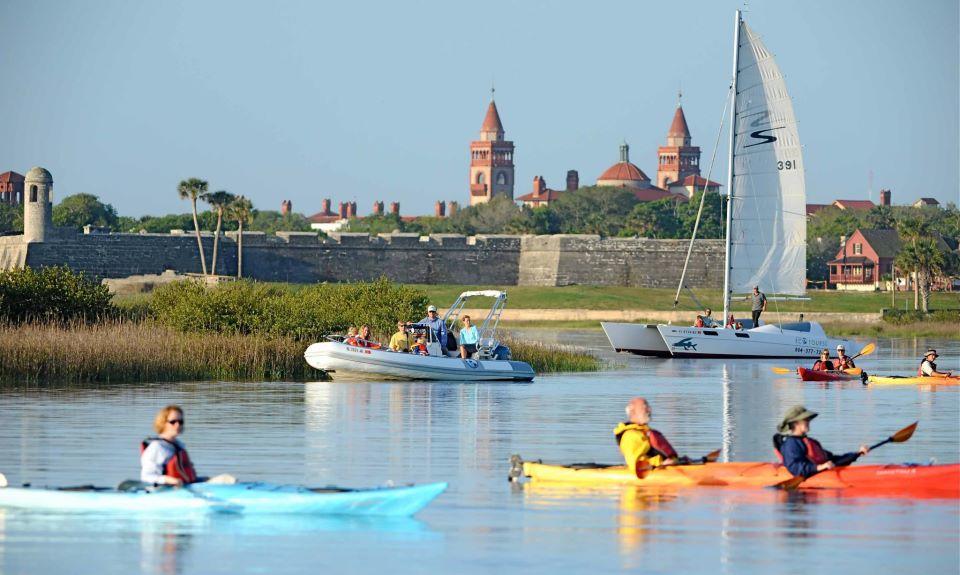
[[140, 405, 198, 486]]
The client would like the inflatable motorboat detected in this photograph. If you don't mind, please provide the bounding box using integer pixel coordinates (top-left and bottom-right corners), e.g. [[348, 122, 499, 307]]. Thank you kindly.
[[304, 290, 535, 382]]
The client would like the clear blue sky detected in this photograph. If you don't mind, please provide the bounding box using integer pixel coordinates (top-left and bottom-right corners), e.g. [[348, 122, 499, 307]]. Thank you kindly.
[[1, 0, 957, 217]]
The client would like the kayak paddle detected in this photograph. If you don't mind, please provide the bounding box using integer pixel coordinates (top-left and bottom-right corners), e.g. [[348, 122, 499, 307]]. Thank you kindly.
[[774, 421, 919, 491], [636, 449, 721, 478], [851, 342, 876, 360]]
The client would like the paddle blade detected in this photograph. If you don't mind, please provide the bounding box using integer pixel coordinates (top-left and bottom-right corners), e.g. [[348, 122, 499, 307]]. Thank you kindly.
[[773, 475, 806, 491], [702, 449, 721, 463], [635, 460, 652, 479], [771, 367, 794, 374], [891, 421, 919, 443], [843, 368, 863, 376], [857, 342, 876, 358]]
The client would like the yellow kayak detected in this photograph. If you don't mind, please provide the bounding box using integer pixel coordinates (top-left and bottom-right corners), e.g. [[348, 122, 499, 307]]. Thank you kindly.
[[867, 375, 959, 386]]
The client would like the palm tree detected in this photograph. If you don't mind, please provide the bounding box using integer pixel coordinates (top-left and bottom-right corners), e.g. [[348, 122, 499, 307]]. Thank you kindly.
[[896, 238, 946, 312], [227, 196, 253, 279], [177, 178, 210, 275], [204, 190, 236, 276], [895, 217, 931, 311]]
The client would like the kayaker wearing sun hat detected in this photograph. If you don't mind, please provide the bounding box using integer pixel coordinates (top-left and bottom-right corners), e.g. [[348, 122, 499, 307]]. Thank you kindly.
[[918, 349, 952, 377], [615, 397, 679, 474], [773, 405, 869, 478]]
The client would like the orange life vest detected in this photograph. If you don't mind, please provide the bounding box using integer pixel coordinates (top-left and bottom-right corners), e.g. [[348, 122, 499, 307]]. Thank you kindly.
[[411, 342, 429, 355], [812, 360, 834, 371], [140, 438, 198, 484], [773, 435, 830, 465], [694, 317, 705, 328]]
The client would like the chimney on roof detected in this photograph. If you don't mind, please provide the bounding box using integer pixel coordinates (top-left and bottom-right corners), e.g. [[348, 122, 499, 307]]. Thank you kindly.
[[372, 201, 384, 216], [338, 202, 348, 219], [448, 201, 459, 216], [435, 200, 446, 218], [347, 202, 357, 218], [566, 170, 579, 191], [880, 189, 891, 207], [532, 176, 546, 198], [321, 198, 331, 214], [390, 202, 400, 216]]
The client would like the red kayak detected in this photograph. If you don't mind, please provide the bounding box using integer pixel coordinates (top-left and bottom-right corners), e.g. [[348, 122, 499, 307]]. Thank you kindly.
[[797, 367, 862, 382]]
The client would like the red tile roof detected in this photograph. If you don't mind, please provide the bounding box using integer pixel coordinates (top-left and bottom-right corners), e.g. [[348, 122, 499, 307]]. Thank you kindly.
[[0, 171, 24, 183], [598, 162, 649, 183], [680, 174, 721, 188], [517, 189, 563, 202], [307, 212, 343, 224], [668, 106, 691, 138], [833, 199, 875, 211], [806, 203, 829, 215], [481, 101, 504, 133]]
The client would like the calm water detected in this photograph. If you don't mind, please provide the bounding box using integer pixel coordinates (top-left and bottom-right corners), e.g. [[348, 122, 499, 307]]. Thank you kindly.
[[1, 333, 958, 575]]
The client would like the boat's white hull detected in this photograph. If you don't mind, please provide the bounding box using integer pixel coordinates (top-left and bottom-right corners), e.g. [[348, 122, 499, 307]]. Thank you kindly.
[[304, 342, 535, 381], [600, 323, 671, 357], [603, 322, 855, 359]]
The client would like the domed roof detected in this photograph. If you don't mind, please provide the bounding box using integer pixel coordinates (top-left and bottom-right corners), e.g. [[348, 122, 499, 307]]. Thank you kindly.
[[25, 167, 53, 183], [598, 161, 649, 183]]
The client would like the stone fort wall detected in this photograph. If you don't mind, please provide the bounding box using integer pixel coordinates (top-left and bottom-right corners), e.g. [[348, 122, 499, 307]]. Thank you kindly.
[[0, 230, 724, 288]]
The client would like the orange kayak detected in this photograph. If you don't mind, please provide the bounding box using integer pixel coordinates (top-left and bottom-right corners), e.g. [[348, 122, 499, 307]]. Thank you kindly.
[[516, 459, 960, 498], [797, 367, 862, 382]]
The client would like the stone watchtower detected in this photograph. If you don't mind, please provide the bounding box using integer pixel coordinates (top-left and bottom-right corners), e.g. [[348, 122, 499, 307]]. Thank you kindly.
[[23, 166, 53, 243]]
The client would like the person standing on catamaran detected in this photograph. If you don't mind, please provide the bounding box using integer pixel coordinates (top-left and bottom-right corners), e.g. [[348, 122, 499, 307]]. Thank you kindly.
[[748, 286, 767, 328]]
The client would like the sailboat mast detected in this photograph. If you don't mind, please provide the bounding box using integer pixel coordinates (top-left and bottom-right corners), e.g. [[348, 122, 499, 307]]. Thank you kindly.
[[721, 9, 742, 326]]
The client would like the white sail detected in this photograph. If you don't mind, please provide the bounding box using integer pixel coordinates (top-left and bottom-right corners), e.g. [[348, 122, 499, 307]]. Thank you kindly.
[[728, 21, 807, 295]]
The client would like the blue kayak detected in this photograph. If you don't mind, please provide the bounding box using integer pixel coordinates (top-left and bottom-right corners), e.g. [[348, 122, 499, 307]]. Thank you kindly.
[[0, 481, 447, 517]]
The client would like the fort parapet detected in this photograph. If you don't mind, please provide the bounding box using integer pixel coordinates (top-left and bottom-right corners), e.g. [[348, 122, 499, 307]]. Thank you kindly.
[[0, 228, 723, 288]]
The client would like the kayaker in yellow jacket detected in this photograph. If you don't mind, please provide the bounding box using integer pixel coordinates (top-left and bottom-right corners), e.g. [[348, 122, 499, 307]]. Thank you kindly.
[[615, 398, 679, 474]]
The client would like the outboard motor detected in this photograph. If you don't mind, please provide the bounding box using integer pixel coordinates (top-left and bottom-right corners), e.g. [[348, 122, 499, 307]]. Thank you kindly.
[[492, 344, 512, 361]]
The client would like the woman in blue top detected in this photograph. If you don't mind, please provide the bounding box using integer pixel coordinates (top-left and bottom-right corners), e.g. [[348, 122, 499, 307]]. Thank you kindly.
[[458, 315, 480, 359]]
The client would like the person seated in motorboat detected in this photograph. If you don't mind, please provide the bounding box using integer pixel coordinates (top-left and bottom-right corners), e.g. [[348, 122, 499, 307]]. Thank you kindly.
[[411, 335, 429, 356], [141, 405, 199, 486], [417, 305, 448, 350], [458, 315, 479, 359], [353, 325, 381, 349], [811, 348, 835, 371], [835, 345, 855, 370], [918, 349, 952, 377], [773, 405, 868, 478], [344, 326, 359, 346], [388, 321, 411, 352], [614, 397, 679, 475]]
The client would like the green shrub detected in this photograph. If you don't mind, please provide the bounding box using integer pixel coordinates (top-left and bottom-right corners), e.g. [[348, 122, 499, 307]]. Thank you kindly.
[[882, 308, 960, 325], [0, 266, 114, 323], [151, 278, 429, 341]]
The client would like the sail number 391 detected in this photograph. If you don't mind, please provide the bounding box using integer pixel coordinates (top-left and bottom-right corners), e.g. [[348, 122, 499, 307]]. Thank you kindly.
[[777, 160, 796, 170]]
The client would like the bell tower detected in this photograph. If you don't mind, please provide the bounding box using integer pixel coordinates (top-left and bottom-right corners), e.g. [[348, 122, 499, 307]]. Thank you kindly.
[[656, 92, 701, 189], [469, 89, 515, 206]]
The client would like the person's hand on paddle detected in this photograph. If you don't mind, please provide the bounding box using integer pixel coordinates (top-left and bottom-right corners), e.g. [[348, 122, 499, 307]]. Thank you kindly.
[[858, 444, 869, 456], [661, 457, 679, 466]]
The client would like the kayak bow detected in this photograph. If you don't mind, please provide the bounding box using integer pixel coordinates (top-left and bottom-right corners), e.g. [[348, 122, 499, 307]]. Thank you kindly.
[[867, 375, 959, 386]]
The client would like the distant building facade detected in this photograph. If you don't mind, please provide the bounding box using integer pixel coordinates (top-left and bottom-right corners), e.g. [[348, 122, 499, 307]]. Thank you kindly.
[[0, 171, 25, 205]]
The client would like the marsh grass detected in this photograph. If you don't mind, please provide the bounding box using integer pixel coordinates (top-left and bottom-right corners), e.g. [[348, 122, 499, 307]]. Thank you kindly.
[[0, 321, 319, 384], [503, 337, 602, 373]]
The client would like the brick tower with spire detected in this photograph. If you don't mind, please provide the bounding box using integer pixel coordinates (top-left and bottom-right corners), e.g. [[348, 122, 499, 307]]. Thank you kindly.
[[656, 93, 701, 189], [469, 89, 515, 206]]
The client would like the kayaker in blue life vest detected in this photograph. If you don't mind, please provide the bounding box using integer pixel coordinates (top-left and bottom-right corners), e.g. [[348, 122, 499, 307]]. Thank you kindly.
[[615, 397, 679, 474], [773, 405, 869, 478]]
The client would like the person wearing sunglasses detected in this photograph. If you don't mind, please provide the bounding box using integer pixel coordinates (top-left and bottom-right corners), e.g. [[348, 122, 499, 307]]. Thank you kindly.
[[140, 405, 198, 486]]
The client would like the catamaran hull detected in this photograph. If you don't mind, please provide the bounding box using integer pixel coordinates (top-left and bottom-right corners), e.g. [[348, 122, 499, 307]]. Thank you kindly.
[[600, 323, 671, 357], [603, 322, 855, 359], [304, 342, 535, 382]]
